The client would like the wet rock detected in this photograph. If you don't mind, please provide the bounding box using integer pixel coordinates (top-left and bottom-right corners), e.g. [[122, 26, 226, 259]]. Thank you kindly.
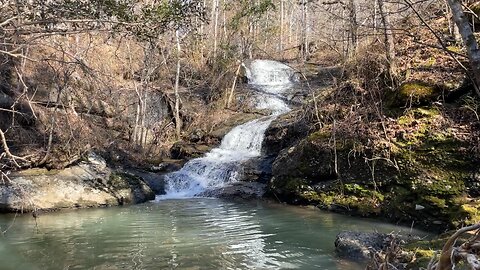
[[241, 157, 275, 183], [0, 155, 155, 212], [149, 159, 183, 173], [126, 170, 166, 195], [201, 182, 267, 200], [86, 151, 107, 169], [263, 112, 309, 156], [335, 231, 392, 261]]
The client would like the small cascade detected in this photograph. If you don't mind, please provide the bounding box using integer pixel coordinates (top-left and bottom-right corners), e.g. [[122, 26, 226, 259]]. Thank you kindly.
[[161, 60, 295, 199]]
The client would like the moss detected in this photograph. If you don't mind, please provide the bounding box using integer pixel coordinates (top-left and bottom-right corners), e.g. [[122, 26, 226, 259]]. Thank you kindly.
[[458, 204, 480, 224], [424, 196, 447, 208], [419, 57, 436, 68], [413, 248, 435, 258], [308, 129, 331, 142], [386, 81, 440, 108], [311, 183, 384, 217], [446, 46, 462, 54], [344, 183, 384, 201], [399, 82, 437, 98], [108, 172, 144, 190], [300, 190, 322, 202]]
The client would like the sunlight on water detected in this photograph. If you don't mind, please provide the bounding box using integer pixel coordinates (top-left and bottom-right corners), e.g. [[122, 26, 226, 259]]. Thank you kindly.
[[0, 199, 428, 270]]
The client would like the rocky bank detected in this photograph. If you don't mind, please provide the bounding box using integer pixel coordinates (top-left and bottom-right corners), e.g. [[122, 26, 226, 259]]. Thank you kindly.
[[262, 91, 480, 232], [0, 153, 155, 212]]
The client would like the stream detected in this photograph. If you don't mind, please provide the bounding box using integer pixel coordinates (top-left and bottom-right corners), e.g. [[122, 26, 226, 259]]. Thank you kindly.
[[162, 60, 293, 198], [0, 199, 426, 270], [0, 60, 427, 270]]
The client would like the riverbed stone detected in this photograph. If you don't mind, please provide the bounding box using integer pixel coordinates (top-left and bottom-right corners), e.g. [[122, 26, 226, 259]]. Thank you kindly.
[[0, 156, 155, 212]]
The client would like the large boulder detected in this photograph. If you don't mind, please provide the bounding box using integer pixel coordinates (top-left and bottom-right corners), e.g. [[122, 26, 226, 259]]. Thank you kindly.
[[263, 111, 309, 156], [126, 169, 166, 195], [0, 154, 155, 212], [335, 231, 392, 261]]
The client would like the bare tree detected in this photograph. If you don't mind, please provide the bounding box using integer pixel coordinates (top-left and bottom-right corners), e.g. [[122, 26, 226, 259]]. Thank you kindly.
[[174, 30, 183, 139], [378, 0, 397, 79], [448, 0, 480, 97]]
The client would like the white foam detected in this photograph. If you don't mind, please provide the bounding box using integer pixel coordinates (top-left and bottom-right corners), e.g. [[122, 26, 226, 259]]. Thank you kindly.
[[160, 60, 295, 199]]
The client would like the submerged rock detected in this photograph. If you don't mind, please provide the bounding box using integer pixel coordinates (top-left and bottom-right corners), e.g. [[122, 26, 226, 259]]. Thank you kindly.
[[0, 156, 155, 212]]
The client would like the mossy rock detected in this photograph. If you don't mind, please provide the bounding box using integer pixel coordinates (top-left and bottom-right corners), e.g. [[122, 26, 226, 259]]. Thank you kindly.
[[386, 81, 441, 108]]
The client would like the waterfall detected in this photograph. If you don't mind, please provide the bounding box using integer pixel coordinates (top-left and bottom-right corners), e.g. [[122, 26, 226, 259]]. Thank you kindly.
[[161, 60, 295, 199]]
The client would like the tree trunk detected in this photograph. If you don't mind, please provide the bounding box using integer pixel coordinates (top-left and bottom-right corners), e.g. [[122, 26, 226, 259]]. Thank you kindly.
[[280, 0, 284, 52], [378, 0, 396, 79], [301, 0, 309, 61], [347, 0, 358, 58], [212, 0, 219, 60], [174, 30, 183, 139], [447, 0, 480, 97]]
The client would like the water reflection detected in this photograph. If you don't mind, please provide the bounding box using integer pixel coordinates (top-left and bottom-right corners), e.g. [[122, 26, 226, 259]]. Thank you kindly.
[[0, 199, 428, 270]]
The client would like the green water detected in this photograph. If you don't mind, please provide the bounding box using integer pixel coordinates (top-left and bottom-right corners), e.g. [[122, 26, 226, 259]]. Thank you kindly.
[[0, 199, 425, 270]]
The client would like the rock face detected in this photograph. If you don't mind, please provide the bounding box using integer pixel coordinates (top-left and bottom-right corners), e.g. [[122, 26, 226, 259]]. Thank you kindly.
[[0, 155, 155, 212], [263, 111, 309, 157], [335, 231, 391, 261], [264, 107, 478, 231], [126, 169, 166, 195]]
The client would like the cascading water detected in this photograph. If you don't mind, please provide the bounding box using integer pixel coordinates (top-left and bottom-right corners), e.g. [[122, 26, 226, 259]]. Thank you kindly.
[[161, 60, 296, 199]]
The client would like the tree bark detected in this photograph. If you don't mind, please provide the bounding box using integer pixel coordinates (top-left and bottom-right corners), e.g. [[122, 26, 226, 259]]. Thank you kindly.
[[347, 0, 358, 58], [448, 0, 480, 97], [378, 0, 397, 78], [280, 0, 284, 52], [212, 0, 219, 60], [301, 0, 309, 61], [174, 30, 183, 139]]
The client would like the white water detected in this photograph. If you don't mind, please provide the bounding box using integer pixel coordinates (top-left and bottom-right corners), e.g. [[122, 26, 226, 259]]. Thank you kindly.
[[161, 60, 295, 199]]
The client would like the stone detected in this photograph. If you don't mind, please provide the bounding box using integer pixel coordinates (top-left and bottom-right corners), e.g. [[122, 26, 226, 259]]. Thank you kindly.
[[86, 152, 107, 169], [170, 142, 212, 159], [200, 182, 267, 200], [127, 169, 166, 195], [335, 231, 392, 261], [415, 204, 425, 210], [0, 161, 155, 212], [263, 112, 309, 156]]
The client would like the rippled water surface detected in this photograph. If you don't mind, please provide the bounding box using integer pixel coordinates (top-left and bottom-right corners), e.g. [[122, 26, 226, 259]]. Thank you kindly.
[[0, 199, 425, 270]]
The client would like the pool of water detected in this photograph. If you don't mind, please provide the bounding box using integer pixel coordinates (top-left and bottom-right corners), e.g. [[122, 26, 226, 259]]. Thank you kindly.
[[0, 199, 426, 270]]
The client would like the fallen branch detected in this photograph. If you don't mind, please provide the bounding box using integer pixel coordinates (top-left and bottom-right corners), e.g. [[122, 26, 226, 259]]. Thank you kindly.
[[0, 128, 28, 168], [428, 223, 480, 270]]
